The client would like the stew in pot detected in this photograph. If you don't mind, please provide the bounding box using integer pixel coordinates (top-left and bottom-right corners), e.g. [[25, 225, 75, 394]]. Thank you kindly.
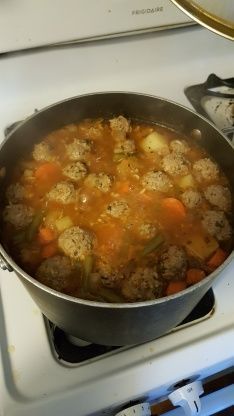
[[1, 116, 232, 302]]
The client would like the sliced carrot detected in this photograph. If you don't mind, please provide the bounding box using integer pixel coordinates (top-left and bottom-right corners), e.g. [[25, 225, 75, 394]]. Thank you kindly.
[[207, 248, 228, 270], [41, 242, 57, 258], [186, 268, 206, 285], [38, 227, 56, 245], [166, 281, 187, 296], [161, 198, 186, 221], [35, 163, 61, 182]]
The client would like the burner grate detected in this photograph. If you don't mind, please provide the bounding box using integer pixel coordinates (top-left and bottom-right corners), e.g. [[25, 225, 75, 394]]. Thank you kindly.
[[48, 289, 215, 365], [185, 73, 234, 142]]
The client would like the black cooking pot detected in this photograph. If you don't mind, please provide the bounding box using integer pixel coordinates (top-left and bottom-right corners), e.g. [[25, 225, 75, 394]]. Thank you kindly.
[[0, 92, 233, 345]]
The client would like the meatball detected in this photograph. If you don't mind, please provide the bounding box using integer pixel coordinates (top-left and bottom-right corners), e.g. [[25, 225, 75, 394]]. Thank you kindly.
[[142, 170, 173, 192], [85, 173, 112, 193], [201, 210, 231, 242], [169, 139, 189, 154], [114, 139, 135, 156], [32, 141, 54, 162], [6, 183, 25, 203], [138, 223, 158, 239], [96, 258, 125, 289], [80, 120, 103, 139], [3, 204, 34, 228], [162, 153, 189, 176], [159, 245, 187, 280], [109, 116, 130, 136], [193, 158, 219, 183], [106, 199, 129, 218], [63, 161, 88, 182], [58, 226, 93, 260], [47, 181, 76, 204], [86, 126, 102, 139], [122, 267, 163, 301], [204, 184, 231, 212], [66, 138, 92, 161], [36, 256, 74, 292], [181, 189, 202, 209]]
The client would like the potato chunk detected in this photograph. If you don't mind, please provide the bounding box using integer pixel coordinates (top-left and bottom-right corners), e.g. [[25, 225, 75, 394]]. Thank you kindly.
[[140, 132, 169, 156], [55, 216, 73, 233], [177, 174, 196, 190], [185, 232, 218, 260]]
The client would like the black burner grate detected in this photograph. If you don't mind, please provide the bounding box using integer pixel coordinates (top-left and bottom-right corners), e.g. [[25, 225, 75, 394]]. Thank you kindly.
[[184, 73, 234, 142], [49, 289, 215, 364]]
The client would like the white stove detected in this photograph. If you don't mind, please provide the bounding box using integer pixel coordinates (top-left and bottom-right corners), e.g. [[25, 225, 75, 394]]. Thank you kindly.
[[0, 12, 234, 416]]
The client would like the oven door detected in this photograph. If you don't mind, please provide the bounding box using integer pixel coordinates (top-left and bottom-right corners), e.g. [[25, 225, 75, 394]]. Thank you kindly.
[[0, 0, 193, 53]]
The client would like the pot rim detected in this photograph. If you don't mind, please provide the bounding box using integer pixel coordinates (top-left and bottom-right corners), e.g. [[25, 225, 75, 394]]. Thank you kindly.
[[0, 91, 233, 309], [2, 91, 233, 152]]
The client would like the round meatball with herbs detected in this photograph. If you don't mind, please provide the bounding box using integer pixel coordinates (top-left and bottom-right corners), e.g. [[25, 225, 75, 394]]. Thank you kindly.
[[1, 116, 232, 302], [36, 256, 76, 292]]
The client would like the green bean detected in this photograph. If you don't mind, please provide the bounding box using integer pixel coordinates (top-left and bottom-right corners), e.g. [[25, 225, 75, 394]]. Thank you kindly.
[[74, 260, 84, 296], [98, 287, 124, 303], [83, 255, 93, 278], [83, 255, 94, 292], [78, 256, 122, 302], [26, 211, 44, 242], [13, 231, 26, 245], [140, 234, 164, 257], [76, 255, 94, 296], [85, 293, 104, 302], [75, 260, 83, 274]]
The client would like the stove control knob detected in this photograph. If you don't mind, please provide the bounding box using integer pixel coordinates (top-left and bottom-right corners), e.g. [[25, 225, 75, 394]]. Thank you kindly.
[[168, 380, 204, 415], [115, 402, 151, 416]]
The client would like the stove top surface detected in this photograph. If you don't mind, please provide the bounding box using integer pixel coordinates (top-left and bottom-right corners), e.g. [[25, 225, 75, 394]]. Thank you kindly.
[[0, 25, 233, 416]]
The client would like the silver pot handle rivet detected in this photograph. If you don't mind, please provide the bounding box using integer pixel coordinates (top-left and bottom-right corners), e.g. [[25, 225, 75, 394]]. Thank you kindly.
[[168, 381, 204, 415], [190, 129, 202, 141]]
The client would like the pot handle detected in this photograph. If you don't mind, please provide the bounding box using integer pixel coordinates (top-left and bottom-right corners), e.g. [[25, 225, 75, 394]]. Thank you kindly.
[[0, 254, 13, 272]]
